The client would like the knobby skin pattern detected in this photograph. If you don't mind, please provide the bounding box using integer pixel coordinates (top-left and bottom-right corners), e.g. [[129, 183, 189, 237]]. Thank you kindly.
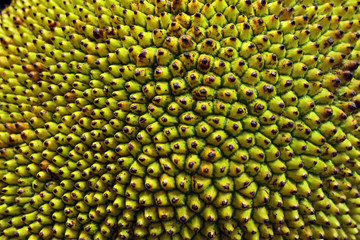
[[0, 0, 360, 239]]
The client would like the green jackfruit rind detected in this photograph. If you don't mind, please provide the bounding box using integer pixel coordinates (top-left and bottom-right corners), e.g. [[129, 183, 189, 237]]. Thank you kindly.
[[0, 0, 360, 239]]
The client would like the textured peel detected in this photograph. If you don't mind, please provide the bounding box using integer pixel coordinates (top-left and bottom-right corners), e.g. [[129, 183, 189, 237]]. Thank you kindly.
[[0, 0, 360, 240]]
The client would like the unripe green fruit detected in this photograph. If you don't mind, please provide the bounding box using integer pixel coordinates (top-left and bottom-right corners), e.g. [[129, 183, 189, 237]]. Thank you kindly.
[[0, 0, 360, 239]]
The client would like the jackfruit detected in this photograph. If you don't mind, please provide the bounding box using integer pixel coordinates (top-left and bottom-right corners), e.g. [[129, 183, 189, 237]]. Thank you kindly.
[[0, 0, 360, 239]]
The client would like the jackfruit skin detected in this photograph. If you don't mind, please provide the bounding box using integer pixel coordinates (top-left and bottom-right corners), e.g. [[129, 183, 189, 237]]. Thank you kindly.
[[0, 0, 360, 239]]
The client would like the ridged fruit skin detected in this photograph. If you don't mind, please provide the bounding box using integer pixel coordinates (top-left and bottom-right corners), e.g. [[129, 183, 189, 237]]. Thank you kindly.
[[0, 0, 360, 239]]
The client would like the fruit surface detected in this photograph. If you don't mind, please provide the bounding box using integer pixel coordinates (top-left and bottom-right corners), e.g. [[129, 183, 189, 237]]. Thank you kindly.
[[1, 0, 360, 239]]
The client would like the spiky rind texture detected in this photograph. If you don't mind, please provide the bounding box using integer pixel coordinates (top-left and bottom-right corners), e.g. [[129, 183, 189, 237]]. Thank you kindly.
[[0, 0, 360, 239]]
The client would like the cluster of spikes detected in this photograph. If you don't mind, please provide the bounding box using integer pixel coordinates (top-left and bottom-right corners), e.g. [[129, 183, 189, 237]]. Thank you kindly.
[[1, 0, 360, 239]]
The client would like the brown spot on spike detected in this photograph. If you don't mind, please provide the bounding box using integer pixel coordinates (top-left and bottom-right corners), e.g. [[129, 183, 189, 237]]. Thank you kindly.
[[93, 28, 104, 39]]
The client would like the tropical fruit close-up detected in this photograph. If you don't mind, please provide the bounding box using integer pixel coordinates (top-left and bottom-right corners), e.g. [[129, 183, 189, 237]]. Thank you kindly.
[[1, 0, 360, 239]]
